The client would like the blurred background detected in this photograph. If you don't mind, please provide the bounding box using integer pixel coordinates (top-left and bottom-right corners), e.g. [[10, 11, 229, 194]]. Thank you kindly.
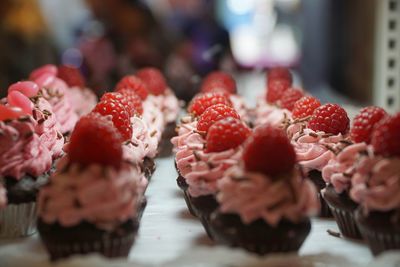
[[0, 0, 399, 111]]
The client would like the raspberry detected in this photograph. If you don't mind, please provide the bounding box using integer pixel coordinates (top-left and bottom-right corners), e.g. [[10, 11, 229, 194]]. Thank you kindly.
[[115, 75, 148, 100], [101, 92, 135, 117], [206, 117, 251, 153], [267, 67, 292, 84], [57, 65, 85, 87], [292, 96, 321, 119], [243, 124, 296, 176], [93, 99, 132, 141], [200, 71, 237, 94], [351, 106, 387, 144], [308, 104, 349, 135], [266, 79, 291, 104], [188, 92, 232, 117], [68, 113, 123, 169], [371, 113, 400, 157], [116, 88, 143, 115], [0, 105, 27, 121], [137, 67, 167, 96], [279, 88, 304, 111], [197, 104, 240, 133]]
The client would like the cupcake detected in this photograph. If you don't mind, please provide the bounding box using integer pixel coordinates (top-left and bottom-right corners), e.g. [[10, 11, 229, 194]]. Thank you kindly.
[[137, 67, 180, 157], [208, 124, 319, 255], [285, 102, 350, 217], [322, 106, 387, 239], [29, 65, 79, 135], [350, 112, 400, 255], [199, 71, 250, 125], [57, 65, 98, 117], [0, 104, 53, 238], [37, 113, 144, 261]]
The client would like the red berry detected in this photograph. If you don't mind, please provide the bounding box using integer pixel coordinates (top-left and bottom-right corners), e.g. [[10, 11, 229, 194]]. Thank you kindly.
[[266, 79, 291, 104], [68, 113, 123, 169], [116, 88, 143, 115], [206, 117, 251, 153], [200, 71, 237, 94], [279, 88, 304, 111], [93, 99, 133, 141], [292, 96, 321, 119], [57, 65, 85, 87], [101, 92, 135, 117], [0, 105, 28, 121], [308, 104, 349, 135], [115, 75, 148, 100], [188, 92, 232, 117], [197, 104, 240, 133], [371, 113, 400, 157], [136, 67, 167, 96], [267, 67, 292, 84], [243, 124, 296, 176], [351, 106, 387, 144]]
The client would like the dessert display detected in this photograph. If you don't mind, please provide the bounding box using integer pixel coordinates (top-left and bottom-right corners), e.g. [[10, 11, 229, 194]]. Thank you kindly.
[[322, 106, 387, 239], [350, 112, 400, 255], [207, 124, 319, 254], [37, 113, 145, 260]]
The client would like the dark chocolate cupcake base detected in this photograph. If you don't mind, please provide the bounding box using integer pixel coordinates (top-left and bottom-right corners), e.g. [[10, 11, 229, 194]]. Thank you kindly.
[[158, 122, 177, 158], [143, 157, 156, 181], [38, 219, 138, 261], [208, 212, 311, 255], [308, 170, 332, 218], [355, 209, 400, 256], [323, 185, 361, 239]]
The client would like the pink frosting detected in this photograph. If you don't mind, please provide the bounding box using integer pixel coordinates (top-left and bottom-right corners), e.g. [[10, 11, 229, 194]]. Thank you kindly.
[[142, 97, 165, 156], [255, 98, 292, 128], [65, 86, 97, 117], [33, 97, 64, 159], [0, 118, 52, 179], [217, 166, 320, 225], [230, 95, 250, 123], [350, 154, 400, 213], [0, 184, 7, 209], [171, 117, 203, 152], [38, 157, 145, 230], [33, 74, 78, 134], [287, 123, 345, 173], [322, 142, 368, 194], [162, 89, 180, 123]]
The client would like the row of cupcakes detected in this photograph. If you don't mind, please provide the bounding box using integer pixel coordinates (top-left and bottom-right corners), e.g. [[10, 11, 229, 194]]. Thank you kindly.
[[173, 68, 400, 256], [172, 71, 319, 254], [0, 66, 180, 260]]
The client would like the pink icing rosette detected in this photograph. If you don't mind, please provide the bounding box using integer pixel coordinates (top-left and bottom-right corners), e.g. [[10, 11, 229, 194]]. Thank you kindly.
[[229, 95, 250, 123], [287, 123, 346, 173], [255, 98, 291, 128], [38, 157, 145, 230], [65, 86, 97, 117], [217, 166, 320, 226], [171, 116, 203, 152], [322, 142, 369, 194], [161, 89, 180, 124], [0, 117, 52, 179], [350, 154, 400, 213]]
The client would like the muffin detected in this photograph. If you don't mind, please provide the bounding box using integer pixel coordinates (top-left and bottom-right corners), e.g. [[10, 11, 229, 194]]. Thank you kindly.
[[208, 124, 319, 255], [285, 103, 350, 217], [350, 112, 400, 255], [37, 114, 144, 261], [321, 106, 387, 239], [0, 104, 53, 238]]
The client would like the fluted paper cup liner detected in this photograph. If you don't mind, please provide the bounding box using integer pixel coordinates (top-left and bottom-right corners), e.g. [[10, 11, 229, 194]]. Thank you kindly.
[[0, 202, 37, 238]]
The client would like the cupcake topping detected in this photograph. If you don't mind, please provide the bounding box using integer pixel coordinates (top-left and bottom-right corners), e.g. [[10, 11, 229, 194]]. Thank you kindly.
[[200, 71, 237, 95], [188, 92, 232, 117], [350, 106, 387, 144], [292, 96, 321, 119], [308, 103, 350, 135], [371, 112, 400, 157], [57, 65, 86, 88], [137, 67, 167, 96], [197, 104, 240, 133], [115, 75, 149, 100]]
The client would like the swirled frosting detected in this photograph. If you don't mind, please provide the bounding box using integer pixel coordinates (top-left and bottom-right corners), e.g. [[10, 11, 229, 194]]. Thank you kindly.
[[322, 142, 368, 194], [33, 97, 64, 159], [171, 116, 203, 152], [34, 75, 78, 134], [255, 98, 291, 128], [0, 118, 52, 179], [287, 123, 345, 173], [65, 86, 97, 117], [38, 157, 145, 230], [162, 89, 180, 123], [350, 154, 400, 213], [217, 166, 320, 225], [142, 97, 165, 157], [230, 95, 250, 123]]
